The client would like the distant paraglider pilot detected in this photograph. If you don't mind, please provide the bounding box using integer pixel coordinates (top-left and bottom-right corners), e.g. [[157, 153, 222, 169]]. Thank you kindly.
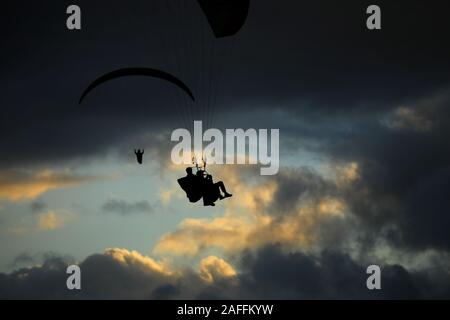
[[178, 167, 232, 206], [135, 149, 144, 164]]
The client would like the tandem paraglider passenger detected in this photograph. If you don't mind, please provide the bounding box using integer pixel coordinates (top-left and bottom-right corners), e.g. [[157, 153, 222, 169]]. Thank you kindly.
[[178, 167, 232, 207]]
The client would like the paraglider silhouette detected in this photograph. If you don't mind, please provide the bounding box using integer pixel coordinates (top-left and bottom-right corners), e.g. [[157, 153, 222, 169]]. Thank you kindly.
[[178, 166, 232, 207], [198, 0, 249, 38], [135, 149, 144, 164], [78, 0, 250, 105], [170, 0, 247, 205], [77, 0, 250, 205], [79, 68, 195, 104]]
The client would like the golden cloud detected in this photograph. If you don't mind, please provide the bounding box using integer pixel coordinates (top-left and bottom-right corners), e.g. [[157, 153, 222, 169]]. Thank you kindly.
[[37, 211, 73, 231], [0, 169, 99, 202], [154, 166, 350, 257], [159, 189, 176, 206], [334, 162, 360, 187], [104, 248, 174, 276], [385, 106, 433, 132], [6, 210, 74, 235], [154, 214, 262, 256], [199, 256, 237, 283], [104, 248, 236, 286]]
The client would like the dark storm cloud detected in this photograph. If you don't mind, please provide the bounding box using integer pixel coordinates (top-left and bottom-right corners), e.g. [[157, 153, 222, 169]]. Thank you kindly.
[[151, 284, 180, 300], [235, 134, 450, 255], [270, 168, 334, 215], [7, 251, 73, 270], [0, 0, 187, 169], [1, 0, 450, 169], [8, 253, 35, 269], [1, 245, 449, 299], [238, 85, 450, 254], [395, 168, 450, 251], [320, 91, 450, 251], [0, 253, 76, 299], [234, 245, 450, 299], [77, 253, 170, 299], [101, 198, 154, 215], [0, 249, 202, 299], [219, 0, 450, 123]]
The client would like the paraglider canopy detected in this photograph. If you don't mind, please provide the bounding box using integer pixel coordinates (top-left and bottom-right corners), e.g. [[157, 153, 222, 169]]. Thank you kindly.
[[198, 0, 250, 38], [79, 67, 195, 104]]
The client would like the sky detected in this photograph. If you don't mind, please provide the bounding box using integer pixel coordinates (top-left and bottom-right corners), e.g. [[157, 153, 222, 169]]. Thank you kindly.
[[1, 0, 450, 299]]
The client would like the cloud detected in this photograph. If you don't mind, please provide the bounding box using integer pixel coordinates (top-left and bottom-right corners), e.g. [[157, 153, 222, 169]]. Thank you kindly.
[[0, 169, 99, 202], [6, 210, 74, 235], [153, 140, 450, 273], [282, 88, 450, 253], [102, 248, 173, 276], [154, 214, 258, 256], [381, 90, 449, 133], [159, 190, 175, 206], [9, 253, 34, 269], [383, 106, 433, 132], [333, 162, 360, 187], [0, 248, 239, 299], [7, 252, 74, 270], [154, 167, 353, 257], [1, 245, 449, 299], [234, 245, 450, 299], [37, 211, 72, 231], [2, 0, 450, 172], [102, 199, 154, 215], [199, 256, 237, 283]]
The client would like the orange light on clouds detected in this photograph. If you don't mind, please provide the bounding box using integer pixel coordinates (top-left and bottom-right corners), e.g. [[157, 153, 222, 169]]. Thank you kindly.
[[0, 169, 100, 202]]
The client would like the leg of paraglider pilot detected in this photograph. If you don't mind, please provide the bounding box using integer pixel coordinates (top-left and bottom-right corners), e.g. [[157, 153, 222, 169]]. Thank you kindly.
[[215, 181, 227, 193], [202, 190, 216, 206], [215, 182, 232, 199]]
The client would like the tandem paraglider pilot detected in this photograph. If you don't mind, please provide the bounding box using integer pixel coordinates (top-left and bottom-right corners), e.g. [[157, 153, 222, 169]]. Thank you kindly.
[[178, 167, 232, 206]]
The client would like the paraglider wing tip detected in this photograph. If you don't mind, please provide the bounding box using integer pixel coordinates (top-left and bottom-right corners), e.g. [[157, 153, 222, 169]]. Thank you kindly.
[[78, 89, 90, 104], [78, 67, 195, 104]]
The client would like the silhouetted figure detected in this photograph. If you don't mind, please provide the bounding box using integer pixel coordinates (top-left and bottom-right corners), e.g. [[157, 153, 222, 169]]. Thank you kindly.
[[201, 173, 232, 206], [178, 167, 232, 206], [135, 149, 144, 164], [178, 167, 203, 203]]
